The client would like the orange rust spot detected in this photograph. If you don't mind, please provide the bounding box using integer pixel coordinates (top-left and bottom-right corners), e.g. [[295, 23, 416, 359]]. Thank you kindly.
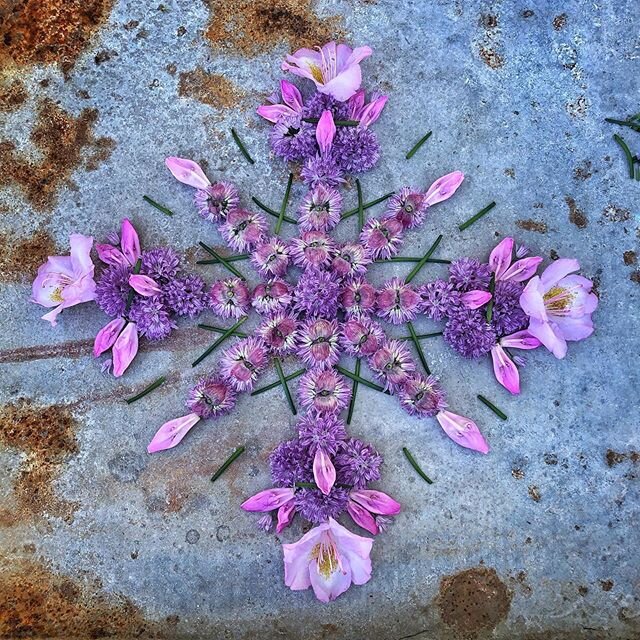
[[178, 67, 246, 109], [528, 485, 542, 502], [0, 98, 116, 211], [602, 204, 631, 222], [0, 78, 27, 112], [0, 0, 114, 75], [623, 251, 637, 266], [565, 196, 588, 229], [573, 160, 593, 181], [203, 0, 343, 57], [0, 400, 79, 526], [516, 219, 547, 233], [553, 13, 567, 31], [479, 46, 504, 69], [0, 230, 57, 282], [606, 449, 640, 466]]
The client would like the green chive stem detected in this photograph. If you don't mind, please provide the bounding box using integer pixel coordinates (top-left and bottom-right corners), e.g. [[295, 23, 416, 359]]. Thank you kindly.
[[198, 324, 248, 338], [302, 117, 360, 126], [199, 242, 245, 280], [405, 130, 432, 160], [125, 258, 142, 311], [605, 117, 640, 132], [211, 446, 246, 482], [405, 235, 443, 283], [335, 365, 387, 393], [125, 376, 166, 404], [341, 192, 394, 220], [197, 253, 250, 265], [346, 358, 361, 425], [613, 134, 635, 178], [398, 331, 443, 341], [143, 195, 174, 216], [458, 201, 497, 232], [251, 196, 296, 224], [477, 394, 508, 420], [407, 322, 430, 374], [486, 274, 496, 323], [374, 257, 451, 264], [356, 179, 364, 230], [402, 447, 433, 484], [273, 358, 297, 415], [230, 128, 254, 164], [192, 316, 247, 367], [251, 369, 306, 396], [275, 173, 294, 235]]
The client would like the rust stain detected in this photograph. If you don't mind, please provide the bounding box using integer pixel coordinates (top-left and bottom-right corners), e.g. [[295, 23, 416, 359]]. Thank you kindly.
[[203, 0, 343, 57], [178, 67, 246, 109], [605, 449, 639, 466], [0, 78, 28, 112], [511, 468, 525, 480], [602, 204, 631, 222], [0, 400, 79, 526], [552, 13, 567, 30], [623, 250, 637, 266], [566, 95, 588, 118], [0, 0, 114, 76], [0, 99, 116, 211], [565, 196, 588, 229], [0, 230, 57, 282], [528, 485, 541, 502], [0, 560, 162, 638], [479, 46, 504, 69], [437, 566, 512, 636], [573, 160, 593, 181], [516, 219, 547, 233], [522, 10, 535, 18], [600, 579, 614, 592], [0, 338, 94, 364], [631, 271, 640, 285], [477, 11, 504, 69]]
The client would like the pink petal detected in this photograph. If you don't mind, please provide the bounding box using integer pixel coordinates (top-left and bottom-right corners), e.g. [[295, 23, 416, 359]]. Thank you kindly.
[[424, 171, 465, 206], [276, 500, 296, 533], [347, 500, 378, 535], [313, 448, 336, 496], [164, 156, 211, 190], [501, 256, 543, 282], [40, 304, 65, 326], [309, 556, 352, 603], [241, 488, 295, 512], [489, 237, 514, 280], [358, 95, 388, 128], [490, 344, 520, 394], [345, 45, 373, 66], [519, 276, 547, 321], [461, 290, 492, 309], [553, 314, 595, 342], [500, 330, 541, 350], [93, 317, 126, 357], [436, 410, 490, 454], [256, 104, 296, 123], [280, 79, 303, 112], [283, 523, 327, 590], [69, 234, 95, 275], [347, 89, 365, 118], [527, 317, 567, 359], [319, 64, 362, 101], [349, 489, 401, 515], [128, 274, 162, 297], [112, 321, 139, 377], [540, 258, 580, 288], [120, 219, 141, 266], [315, 110, 336, 155], [147, 412, 201, 453], [95, 243, 128, 266]]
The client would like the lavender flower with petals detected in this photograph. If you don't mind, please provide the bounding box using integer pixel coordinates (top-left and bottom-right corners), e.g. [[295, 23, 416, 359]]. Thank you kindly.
[[490, 280, 528, 337], [443, 310, 497, 358], [398, 374, 447, 418], [385, 187, 427, 229], [251, 238, 290, 277], [448, 258, 492, 292], [293, 268, 340, 318], [270, 438, 313, 486], [164, 274, 207, 318], [418, 279, 462, 321], [333, 127, 380, 174], [340, 317, 385, 357], [290, 231, 335, 269], [369, 339, 416, 391], [219, 208, 268, 252], [331, 243, 370, 278], [95, 263, 131, 317], [339, 276, 377, 318], [298, 185, 342, 232], [302, 93, 350, 121], [301, 154, 345, 188], [129, 296, 175, 341], [140, 247, 180, 284], [187, 374, 237, 419], [209, 277, 251, 319], [297, 318, 341, 369], [376, 278, 421, 324], [298, 368, 351, 414], [334, 438, 382, 489], [194, 182, 239, 223], [220, 337, 269, 392], [360, 216, 404, 260], [294, 486, 350, 524], [251, 279, 292, 315], [297, 413, 347, 455], [256, 313, 299, 355], [269, 115, 317, 162]]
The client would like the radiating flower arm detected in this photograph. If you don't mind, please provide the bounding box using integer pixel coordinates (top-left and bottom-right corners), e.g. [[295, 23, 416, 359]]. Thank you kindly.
[[423, 171, 464, 206], [147, 412, 201, 454], [436, 410, 490, 454], [280, 79, 304, 112], [313, 447, 337, 495], [461, 290, 492, 309], [500, 330, 541, 350], [316, 110, 336, 155], [276, 499, 297, 533], [95, 243, 128, 266], [500, 256, 543, 282], [93, 317, 126, 357], [347, 499, 379, 535], [241, 487, 295, 512], [165, 156, 211, 190], [120, 219, 141, 266], [489, 237, 514, 280], [349, 489, 401, 515], [128, 274, 162, 297], [490, 344, 520, 394], [358, 95, 387, 128], [112, 321, 139, 377]]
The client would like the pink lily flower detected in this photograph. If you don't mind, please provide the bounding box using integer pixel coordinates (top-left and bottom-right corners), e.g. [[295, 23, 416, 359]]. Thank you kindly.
[[112, 321, 139, 377], [164, 157, 211, 190], [282, 42, 373, 101], [347, 90, 388, 128], [283, 517, 373, 602], [461, 290, 492, 309], [347, 489, 401, 535], [519, 258, 598, 359], [423, 171, 465, 207], [31, 234, 96, 326], [316, 110, 336, 155], [95, 218, 141, 267], [313, 448, 336, 495], [489, 237, 542, 283], [147, 412, 202, 454], [257, 79, 304, 123], [490, 330, 541, 394], [436, 410, 490, 454], [128, 274, 162, 297], [93, 317, 126, 357]]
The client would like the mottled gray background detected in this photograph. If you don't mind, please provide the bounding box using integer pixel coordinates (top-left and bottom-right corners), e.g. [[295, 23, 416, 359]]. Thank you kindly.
[[0, 0, 638, 638]]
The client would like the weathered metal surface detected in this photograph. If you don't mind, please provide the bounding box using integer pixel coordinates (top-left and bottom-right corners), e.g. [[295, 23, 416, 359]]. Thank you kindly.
[[0, 0, 638, 638]]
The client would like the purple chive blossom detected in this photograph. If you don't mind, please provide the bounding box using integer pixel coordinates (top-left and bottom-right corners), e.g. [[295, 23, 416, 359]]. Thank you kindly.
[[369, 340, 416, 391], [331, 243, 370, 278], [209, 277, 251, 319], [297, 413, 347, 455], [140, 247, 180, 284], [375, 515, 393, 532], [448, 258, 492, 292], [269, 115, 317, 162], [385, 187, 427, 229], [339, 276, 377, 318], [95, 263, 131, 317], [297, 318, 341, 369], [220, 337, 269, 392], [187, 375, 237, 419], [251, 238, 290, 277], [294, 486, 350, 524], [164, 274, 207, 318], [256, 312, 299, 355], [289, 231, 336, 269], [129, 296, 176, 341], [360, 216, 404, 260], [300, 154, 345, 188], [334, 438, 382, 489], [257, 514, 273, 532], [302, 93, 351, 121], [418, 279, 462, 321], [251, 278, 293, 315], [270, 438, 313, 486], [340, 317, 385, 357], [376, 278, 421, 325], [194, 182, 239, 223], [490, 280, 529, 337], [297, 368, 351, 414], [398, 374, 447, 418], [333, 127, 381, 174], [293, 268, 341, 318], [443, 310, 497, 359], [298, 185, 343, 232], [516, 244, 530, 258], [219, 208, 268, 252]]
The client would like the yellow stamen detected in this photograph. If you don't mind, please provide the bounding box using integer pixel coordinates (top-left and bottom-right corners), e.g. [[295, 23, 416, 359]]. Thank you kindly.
[[50, 287, 64, 303], [544, 286, 574, 312], [311, 542, 339, 579], [309, 64, 324, 84]]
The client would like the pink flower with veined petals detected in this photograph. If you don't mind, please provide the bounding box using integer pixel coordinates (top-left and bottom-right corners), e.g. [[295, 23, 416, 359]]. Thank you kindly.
[[369, 340, 416, 391], [282, 517, 373, 602], [220, 337, 269, 392], [209, 277, 251, 319], [256, 79, 304, 123], [219, 208, 268, 252], [290, 230, 336, 269], [95, 218, 141, 267], [297, 318, 341, 368], [147, 412, 202, 454], [251, 237, 290, 277], [251, 278, 293, 315], [376, 278, 421, 325], [341, 317, 385, 357], [346, 89, 388, 128], [298, 368, 351, 414], [489, 237, 543, 283], [490, 329, 541, 394], [282, 42, 373, 101], [423, 171, 465, 206], [112, 321, 139, 377], [360, 216, 404, 260], [436, 410, 490, 454], [340, 277, 377, 317]]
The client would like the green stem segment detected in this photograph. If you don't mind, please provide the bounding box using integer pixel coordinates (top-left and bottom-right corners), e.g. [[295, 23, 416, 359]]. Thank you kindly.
[[302, 117, 360, 126], [197, 253, 250, 265], [211, 446, 246, 482], [192, 316, 247, 367], [335, 365, 387, 393], [477, 394, 508, 420], [605, 117, 640, 132], [341, 192, 394, 220], [251, 369, 306, 396], [252, 197, 296, 224], [275, 173, 294, 235], [402, 447, 433, 484], [356, 179, 364, 230], [125, 258, 142, 311], [405, 130, 432, 160], [273, 358, 297, 415], [125, 376, 166, 404], [613, 134, 635, 179], [405, 235, 443, 283], [486, 274, 496, 323], [407, 322, 430, 375], [398, 331, 443, 341], [459, 201, 497, 231], [346, 359, 361, 425], [198, 324, 248, 338], [230, 128, 254, 164], [143, 195, 174, 216], [199, 242, 245, 280], [375, 257, 451, 264]]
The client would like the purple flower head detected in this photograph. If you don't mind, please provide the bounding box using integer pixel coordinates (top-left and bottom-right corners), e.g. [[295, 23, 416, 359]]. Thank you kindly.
[[301, 153, 345, 188], [95, 263, 131, 317], [418, 279, 462, 321], [293, 268, 341, 318], [269, 114, 317, 162], [491, 280, 529, 337], [297, 413, 347, 455], [398, 374, 447, 418], [302, 93, 351, 121], [376, 277, 421, 325], [270, 438, 313, 486], [290, 231, 336, 269], [251, 237, 290, 277], [256, 312, 299, 355], [332, 243, 370, 278], [448, 258, 492, 292], [334, 438, 382, 489], [164, 274, 207, 318], [298, 368, 351, 414], [129, 296, 176, 341], [294, 486, 350, 524], [257, 514, 273, 532], [297, 318, 341, 369], [209, 277, 251, 319], [220, 337, 269, 392], [187, 374, 237, 419], [340, 317, 385, 357], [369, 340, 416, 391], [333, 127, 380, 174], [251, 278, 293, 315], [339, 276, 377, 318], [219, 208, 268, 252], [443, 309, 497, 358], [298, 185, 343, 232], [385, 187, 427, 229], [140, 247, 180, 284], [360, 216, 404, 260], [194, 182, 239, 223]]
